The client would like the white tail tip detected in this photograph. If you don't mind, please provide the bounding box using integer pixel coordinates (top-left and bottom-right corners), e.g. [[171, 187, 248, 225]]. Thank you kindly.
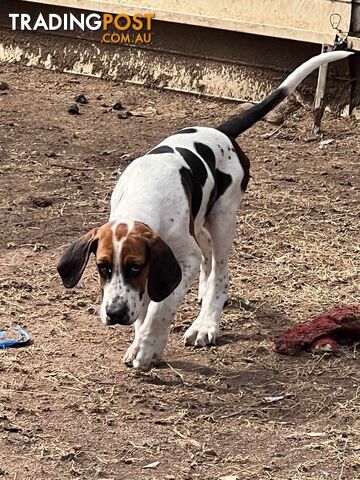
[[280, 50, 354, 95]]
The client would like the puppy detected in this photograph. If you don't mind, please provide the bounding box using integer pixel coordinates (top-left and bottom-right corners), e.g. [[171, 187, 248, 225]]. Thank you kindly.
[[58, 51, 352, 370]]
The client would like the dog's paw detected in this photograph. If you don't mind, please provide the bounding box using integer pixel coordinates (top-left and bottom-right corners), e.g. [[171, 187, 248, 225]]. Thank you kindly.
[[183, 320, 219, 347], [123, 343, 140, 367], [132, 347, 163, 371], [124, 338, 164, 371]]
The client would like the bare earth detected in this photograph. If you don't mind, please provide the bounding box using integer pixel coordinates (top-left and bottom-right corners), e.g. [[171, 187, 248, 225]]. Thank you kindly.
[[0, 62, 359, 480]]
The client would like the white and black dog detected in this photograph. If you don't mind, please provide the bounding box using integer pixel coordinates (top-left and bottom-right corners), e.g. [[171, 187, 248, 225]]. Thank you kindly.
[[58, 51, 352, 370]]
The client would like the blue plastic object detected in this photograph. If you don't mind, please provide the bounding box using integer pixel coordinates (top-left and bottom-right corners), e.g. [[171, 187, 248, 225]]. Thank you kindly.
[[0, 327, 31, 348]]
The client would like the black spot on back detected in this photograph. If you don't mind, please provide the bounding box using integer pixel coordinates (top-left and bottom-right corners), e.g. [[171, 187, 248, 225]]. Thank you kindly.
[[206, 169, 233, 216], [179, 167, 203, 222], [173, 128, 198, 135], [194, 142, 216, 177], [230, 139, 250, 192], [215, 169, 232, 198], [148, 145, 174, 155], [176, 147, 207, 186]]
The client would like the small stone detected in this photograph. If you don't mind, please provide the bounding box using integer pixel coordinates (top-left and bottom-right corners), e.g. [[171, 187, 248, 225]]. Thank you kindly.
[[68, 104, 80, 115], [0, 81, 9, 91], [74, 93, 88, 104], [264, 111, 285, 125], [112, 101, 124, 110]]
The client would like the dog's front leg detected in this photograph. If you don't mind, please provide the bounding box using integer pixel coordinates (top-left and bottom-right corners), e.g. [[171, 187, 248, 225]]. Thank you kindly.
[[130, 301, 173, 370], [127, 246, 201, 371], [123, 296, 150, 366]]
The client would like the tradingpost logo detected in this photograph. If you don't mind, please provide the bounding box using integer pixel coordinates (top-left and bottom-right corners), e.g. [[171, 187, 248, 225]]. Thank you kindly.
[[9, 12, 155, 44]]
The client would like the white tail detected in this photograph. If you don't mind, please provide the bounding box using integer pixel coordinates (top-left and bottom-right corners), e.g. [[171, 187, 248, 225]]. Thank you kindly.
[[217, 50, 353, 138], [280, 51, 353, 95]]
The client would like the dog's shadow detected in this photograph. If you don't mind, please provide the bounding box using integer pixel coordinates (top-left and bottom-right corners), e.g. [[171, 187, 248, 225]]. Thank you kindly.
[[138, 301, 292, 392], [137, 361, 219, 391]]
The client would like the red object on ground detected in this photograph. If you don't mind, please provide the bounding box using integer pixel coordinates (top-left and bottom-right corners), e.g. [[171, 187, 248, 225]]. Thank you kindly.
[[275, 306, 360, 355], [310, 337, 339, 354]]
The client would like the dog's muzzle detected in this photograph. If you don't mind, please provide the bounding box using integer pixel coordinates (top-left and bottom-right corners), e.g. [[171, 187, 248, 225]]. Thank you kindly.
[[105, 302, 131, 325]]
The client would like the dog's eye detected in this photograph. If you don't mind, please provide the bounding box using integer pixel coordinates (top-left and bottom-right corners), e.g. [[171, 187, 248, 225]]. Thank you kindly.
[[97, 263, 112, 280], [127, 264, 142, 277]]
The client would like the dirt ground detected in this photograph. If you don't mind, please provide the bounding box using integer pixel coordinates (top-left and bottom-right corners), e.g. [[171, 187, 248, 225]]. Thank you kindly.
[[0, 62, 359, 480]]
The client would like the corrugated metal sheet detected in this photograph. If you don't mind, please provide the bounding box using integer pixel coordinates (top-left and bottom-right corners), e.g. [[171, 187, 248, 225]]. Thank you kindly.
[[21, 0, 353, 44]]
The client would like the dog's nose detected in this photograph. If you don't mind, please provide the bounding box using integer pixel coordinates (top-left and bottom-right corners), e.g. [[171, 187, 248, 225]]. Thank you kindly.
[[106, 303, 130, 325]]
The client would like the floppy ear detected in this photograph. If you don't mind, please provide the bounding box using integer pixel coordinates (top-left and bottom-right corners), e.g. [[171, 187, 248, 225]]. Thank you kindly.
[[57, 229, 98, 288], [147, 236, 182, 302]]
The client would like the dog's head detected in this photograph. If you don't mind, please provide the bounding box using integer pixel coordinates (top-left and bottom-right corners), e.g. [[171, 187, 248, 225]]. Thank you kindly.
[[57, 221, 182, 325]]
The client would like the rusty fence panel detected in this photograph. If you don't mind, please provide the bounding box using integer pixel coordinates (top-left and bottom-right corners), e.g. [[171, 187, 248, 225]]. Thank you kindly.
[[20, 0, 354, 45]]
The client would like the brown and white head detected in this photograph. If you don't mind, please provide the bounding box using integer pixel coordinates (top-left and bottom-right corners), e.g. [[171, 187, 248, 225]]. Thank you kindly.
[[57, 221, 182, 326]]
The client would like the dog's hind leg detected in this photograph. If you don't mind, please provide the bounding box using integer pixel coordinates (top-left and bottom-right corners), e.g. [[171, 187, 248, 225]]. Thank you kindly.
[[197, 227, 212, 304], [184, 192, 243, 347]]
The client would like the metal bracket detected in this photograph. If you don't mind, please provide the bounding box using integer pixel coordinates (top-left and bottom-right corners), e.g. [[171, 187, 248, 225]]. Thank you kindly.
[[313, 44, 332, 134], [313, 37, 351, 134]]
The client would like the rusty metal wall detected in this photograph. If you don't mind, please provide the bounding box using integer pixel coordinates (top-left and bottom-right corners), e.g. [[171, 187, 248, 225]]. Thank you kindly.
[[21, 0, 353, 45]]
